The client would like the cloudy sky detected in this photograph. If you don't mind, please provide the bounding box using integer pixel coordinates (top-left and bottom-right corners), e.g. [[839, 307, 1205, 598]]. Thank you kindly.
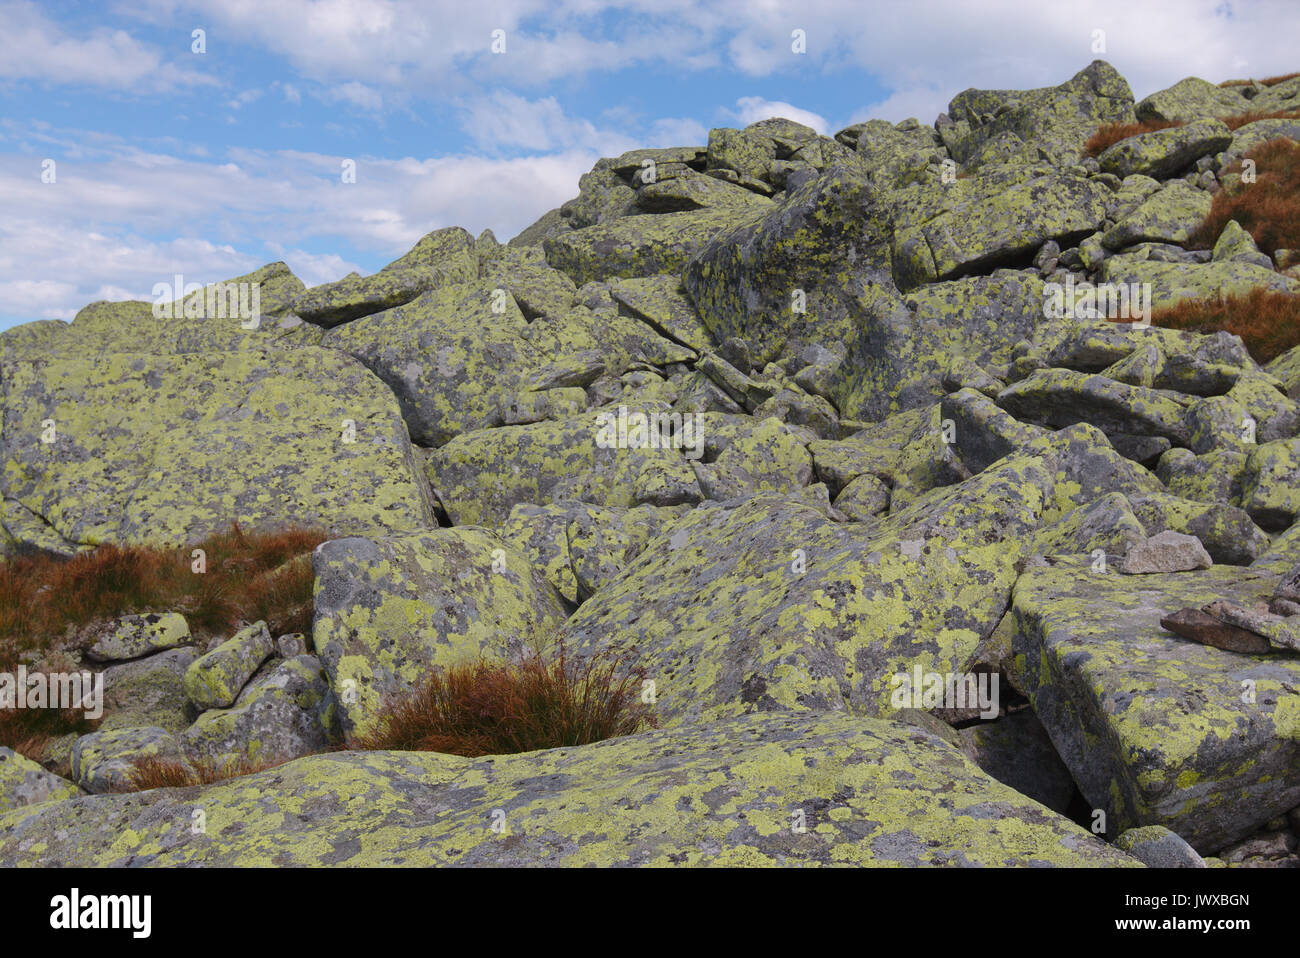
[[1, 0, 1297, 328]]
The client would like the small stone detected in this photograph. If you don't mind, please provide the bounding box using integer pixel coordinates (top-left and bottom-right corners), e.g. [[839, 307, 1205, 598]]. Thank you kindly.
[[277, 634, 309, 657], [1120, 531, 1212, 575], [183, 621, 275, 711], [1160, 608, 1270, 654], [1115, 826, 1207, 868], [86, 612, 190, 663]]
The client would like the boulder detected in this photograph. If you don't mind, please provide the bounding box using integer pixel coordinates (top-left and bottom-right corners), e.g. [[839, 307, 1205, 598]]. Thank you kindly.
[[311, 529, 567, 741], [1096, 119, 1233, 180], [183, 622, 275, 711], [0, 748, 79, 811], [86, 613, 191, 663], [0, 711, 1137, 867]]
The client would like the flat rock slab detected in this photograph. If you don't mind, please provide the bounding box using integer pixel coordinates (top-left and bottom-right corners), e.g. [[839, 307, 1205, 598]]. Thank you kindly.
[[1012, 558, 1300, 853], [0, 711, 1138, 867]]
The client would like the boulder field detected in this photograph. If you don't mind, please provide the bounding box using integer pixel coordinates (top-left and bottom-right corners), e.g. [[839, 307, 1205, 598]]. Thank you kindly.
[[3, 60, 1300, 867]]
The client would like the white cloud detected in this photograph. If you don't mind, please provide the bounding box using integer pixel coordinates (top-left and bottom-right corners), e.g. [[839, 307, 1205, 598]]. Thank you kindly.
[[0, 126, 596, 323], [459, 92, 639, 154], [327, 81, 384, 111], [731, 97, 828, 134], [0, 0, 215, 91]]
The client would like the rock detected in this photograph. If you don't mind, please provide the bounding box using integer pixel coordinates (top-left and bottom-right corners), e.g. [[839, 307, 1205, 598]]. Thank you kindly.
[[1012, 558, 1300, 852], [70, 726, 189, 794], [606, 275, 713, 352], [181, 656, 336, 767], [277, 634, 309, 658], [941, 388, 1045, 474], [1032, 492, 1146, 558], [1120, 530, 1213, 574], [1240, 438, 1300, 530], [429, 404, 702, 527], [1200, 599, 1300, 652], [998, 368, 1192, 445], [0, 347, 434, 551], [1158, 608, 1271, 654], [0, 710, 1138, 867], [1126, 492, 1270, 565], [559, 453, 1050, 728], [833, 473, 890, 521], [545, 207, 767, 287], [946, 60, 1136, 167], [100, 648, 198, 734], [311, 529, 567, 741], [183, 622, 275, 711], [1115, 826, 1207, 867], [1096, 256, 1300, 313], [86, 612, 191, 663], [1097, 119, 1233, 180], [0, 748, 79, 811], [1101, 180, 1213, 249], [1156, 446, 1248, 505], [1135, 76, 1255, 122], [1212, 219, 1275, 269]]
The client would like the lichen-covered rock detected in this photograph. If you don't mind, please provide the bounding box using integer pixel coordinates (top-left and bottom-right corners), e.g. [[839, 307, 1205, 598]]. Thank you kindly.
[[941, 387, 1046, 474], [70, 726, 188, 795], [181, 655, 337, 766], [545, 207, 766, 287], [1011, 558, 1300, 852], [999, 367, 1193, 448], [1097, 119, 1233, 180], [1126, 491, 1269, 565], [560, 453, 1051, 728], [429, 404, 702, 527], [86, 612, 191, 663], [100, 648, 198, 734], [832, 473, 890, 521], [1101, 180, 1213, 249], [1032, 491, 1146, 558], [606, 275, 713, 352], [183, 622, 275, 711], [311, 529, 567, 741], [1096, 256, 1300, 312], [1134, 76, 1257, 122], [1114, 826, 1207, 867], [0, 711, 1138, 867], [946, 60, 1135, 166], [325, 283, 688, 447], [0, 748, 79, 811], [0, 346, 434, 552], [1156, 446, 1249, 505], [1240, 438, 1300, 530]]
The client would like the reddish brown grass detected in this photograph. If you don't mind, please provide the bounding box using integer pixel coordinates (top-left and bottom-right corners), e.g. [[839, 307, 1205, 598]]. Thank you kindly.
[[119, 753, 289, 791], [1084, 119, 1184, 157], [0, 523, 326, 655], [356, 647, 657, 757], [0, 652, 98, 757], [1221, 109, 1300, 131], [1143, 287, 1300, 364], [1189, 138, 1300, 256], [1221, 72, 1300, 88]]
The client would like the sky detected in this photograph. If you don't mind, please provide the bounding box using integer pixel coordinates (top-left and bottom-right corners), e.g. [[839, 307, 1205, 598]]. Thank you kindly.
[[1, 0, 1298, 329]]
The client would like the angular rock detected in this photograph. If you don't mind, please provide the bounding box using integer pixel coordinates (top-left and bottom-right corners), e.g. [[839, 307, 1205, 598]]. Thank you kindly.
[[311, 529, 567, 741], [184, 622, 275, 711], [1119, 530, 1213, 574], [1097, 119, 1233, 180], [86, 612, 191, 663], [0, 748, 79, 811], [70, 726, 188, 795], [1115, 826, 1207, 867]]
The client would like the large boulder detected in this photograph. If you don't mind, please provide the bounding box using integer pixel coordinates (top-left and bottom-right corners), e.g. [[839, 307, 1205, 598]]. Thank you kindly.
[[1012, 558, 1300, 853], [0, 711, 1138, 867], [0, 346, 434, 553], [311, 529, 568, 741], [559, 453, 1051, 728]]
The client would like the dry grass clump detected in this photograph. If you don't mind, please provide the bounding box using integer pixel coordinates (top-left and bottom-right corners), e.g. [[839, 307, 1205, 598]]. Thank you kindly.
[[1220, 72, 1300, 88], [1138, 287, 1300, 365], [1084, 119, 1185, 157], [1189, 138, 1300, 256], [356, 647, 657, 757], [119, 753, 289, 791]]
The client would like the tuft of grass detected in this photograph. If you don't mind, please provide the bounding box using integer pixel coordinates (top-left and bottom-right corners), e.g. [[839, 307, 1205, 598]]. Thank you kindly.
[[119, 753, 288, 791], [1189, 138, 1300, 256], [356, 647, 658, 757], [1139, 287, 1300, 365], [0, 645, 99, 756], [1084, 119, 1184, 157]]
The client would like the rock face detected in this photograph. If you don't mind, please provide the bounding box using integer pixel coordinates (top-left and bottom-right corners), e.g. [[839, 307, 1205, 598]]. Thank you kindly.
[[6, 58, 1300, 869], [0, 711, 1137, 867], [0, 346, 434, 553]]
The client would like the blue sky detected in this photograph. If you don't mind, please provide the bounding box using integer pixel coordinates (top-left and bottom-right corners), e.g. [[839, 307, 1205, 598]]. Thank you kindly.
[[1, 0, 1298, 328]]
